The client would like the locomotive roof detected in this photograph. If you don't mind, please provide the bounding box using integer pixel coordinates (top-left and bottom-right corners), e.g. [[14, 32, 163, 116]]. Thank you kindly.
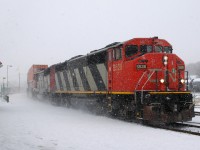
[[55, 37, 169, 65], [67, 42, 123, 62], [89, 42, 123, 55], [67, 36, 167, 62]]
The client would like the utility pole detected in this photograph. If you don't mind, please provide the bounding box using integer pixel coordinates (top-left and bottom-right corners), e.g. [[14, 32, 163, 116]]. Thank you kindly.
[[0, 61, 2, 96], [19, 72, 20, 92], [3, 77, 6, 96], [7, 65, 12, 90]]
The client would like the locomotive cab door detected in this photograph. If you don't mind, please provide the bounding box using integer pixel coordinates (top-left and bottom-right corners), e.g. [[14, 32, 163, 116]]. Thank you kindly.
[[108, 46, 123, 92], [108, 49, 113, 91]]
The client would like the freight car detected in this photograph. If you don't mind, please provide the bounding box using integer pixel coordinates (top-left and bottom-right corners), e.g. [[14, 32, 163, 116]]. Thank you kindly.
[[27, 37, 194, 124], [27, 65, 48, 97]]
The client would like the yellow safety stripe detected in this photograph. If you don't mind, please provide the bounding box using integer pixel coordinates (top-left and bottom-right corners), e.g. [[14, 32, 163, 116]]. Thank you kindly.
[[55, 90, 134, 95], [55, 90, 191, 95], [110, 91, 134, 95]]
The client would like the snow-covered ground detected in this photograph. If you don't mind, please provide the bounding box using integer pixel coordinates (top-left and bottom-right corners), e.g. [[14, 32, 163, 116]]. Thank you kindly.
[[193, 92, 200, 105], [1, 93, 200, 150]]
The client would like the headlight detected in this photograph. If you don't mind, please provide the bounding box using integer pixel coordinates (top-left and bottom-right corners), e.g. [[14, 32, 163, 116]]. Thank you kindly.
[[160, 79, 165, 83], [163, 61, 168, 66], [163, 56, 168, 61], [163, 55, 168, 66], [180, 79, 185, 84]]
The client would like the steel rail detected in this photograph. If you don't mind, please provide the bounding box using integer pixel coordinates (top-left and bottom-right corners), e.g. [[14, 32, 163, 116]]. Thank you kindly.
[[187, 121, 200, 125], [194, 111, 200, 116], [148, 124, 200, 136], [175, 122, 200, 128]]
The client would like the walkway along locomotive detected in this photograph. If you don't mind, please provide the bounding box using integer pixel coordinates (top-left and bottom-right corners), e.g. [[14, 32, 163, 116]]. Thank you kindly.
[[27, 37, 194, 124]]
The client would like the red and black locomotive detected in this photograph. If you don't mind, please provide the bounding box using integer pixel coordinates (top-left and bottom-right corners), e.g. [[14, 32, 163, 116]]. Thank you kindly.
[[27, 37, 194, 124]]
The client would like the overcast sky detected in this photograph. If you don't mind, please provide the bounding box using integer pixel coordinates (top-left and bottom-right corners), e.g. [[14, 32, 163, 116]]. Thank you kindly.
[[0, 0, 200, 87]]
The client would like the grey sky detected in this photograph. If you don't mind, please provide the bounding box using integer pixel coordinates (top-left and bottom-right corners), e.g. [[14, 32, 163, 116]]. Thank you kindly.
[[0, 0, 200, 86]]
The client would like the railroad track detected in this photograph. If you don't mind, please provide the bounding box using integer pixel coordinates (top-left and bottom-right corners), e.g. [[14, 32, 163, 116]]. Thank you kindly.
[[195, 105, 200, 108], [195, 111, 200, 116], [149, 122, 200, 136], [187, 121, 200, 125], [175, 122, 200, 129]]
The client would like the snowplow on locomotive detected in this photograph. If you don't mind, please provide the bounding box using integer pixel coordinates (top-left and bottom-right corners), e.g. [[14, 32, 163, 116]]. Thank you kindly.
[[27, 37, 194, 124]]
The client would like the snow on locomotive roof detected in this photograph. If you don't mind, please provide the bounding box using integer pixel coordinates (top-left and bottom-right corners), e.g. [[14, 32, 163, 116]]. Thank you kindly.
[[67, 42, 123, 62], [69, 55, 84, 60], [89, 42, 123, 54]]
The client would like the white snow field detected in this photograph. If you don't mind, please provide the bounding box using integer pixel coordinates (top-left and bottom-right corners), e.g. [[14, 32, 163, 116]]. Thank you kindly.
[[0, 93, 200, 150]]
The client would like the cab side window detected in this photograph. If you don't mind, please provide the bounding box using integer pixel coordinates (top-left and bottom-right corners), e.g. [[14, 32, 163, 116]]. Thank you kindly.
[[125, 45, 138, 57], [113, 47, 122, 60]]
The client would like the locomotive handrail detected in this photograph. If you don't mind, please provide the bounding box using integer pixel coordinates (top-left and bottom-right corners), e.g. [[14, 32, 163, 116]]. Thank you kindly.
[[134, 71, 148, 103], [135, 71, 148, 91], [185, 71, 189, 91], [134, 70, 155, 104], [141, 70, 156, 104]]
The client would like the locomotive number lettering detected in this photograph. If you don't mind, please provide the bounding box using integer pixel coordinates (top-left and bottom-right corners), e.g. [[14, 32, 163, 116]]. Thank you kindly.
[[113, 63, 122, 71], [136, 64, 147, 69], [178, 65, 184, 70]]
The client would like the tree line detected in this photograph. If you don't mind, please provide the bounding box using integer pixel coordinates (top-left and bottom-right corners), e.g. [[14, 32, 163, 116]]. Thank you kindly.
[[186, 61, 200, 77]]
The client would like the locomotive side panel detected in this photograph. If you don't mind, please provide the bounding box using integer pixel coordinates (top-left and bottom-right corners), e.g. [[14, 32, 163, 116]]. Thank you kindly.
[[50, 65, 56, 92], [55, 71, 61, 90], [53, 51, 108, 93], [84, 66, 98, 91], [87, 51, 107, 91], [67, 56, 89, 91], [66, 70, 75, 91], [60, 71, 67, 91], [44, 74, 50, 93]]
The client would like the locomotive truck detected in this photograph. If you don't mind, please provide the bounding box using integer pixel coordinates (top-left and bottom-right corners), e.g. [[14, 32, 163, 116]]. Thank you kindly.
[[27, 37, 194, 124]]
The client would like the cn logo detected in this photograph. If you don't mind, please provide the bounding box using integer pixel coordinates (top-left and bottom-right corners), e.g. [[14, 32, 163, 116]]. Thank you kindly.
[[169, 68, 177, 82], [147, 69, 176, 82]]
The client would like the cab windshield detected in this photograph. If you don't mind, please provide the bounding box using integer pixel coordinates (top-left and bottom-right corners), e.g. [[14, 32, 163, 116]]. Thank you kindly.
[[125, 44, 172, 59], [164, 46, 173, 53], [125, 45, 153, 58], [140, 45, 152, 53], [155, 45, 172, 53], [155, 45, 163, 53]]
